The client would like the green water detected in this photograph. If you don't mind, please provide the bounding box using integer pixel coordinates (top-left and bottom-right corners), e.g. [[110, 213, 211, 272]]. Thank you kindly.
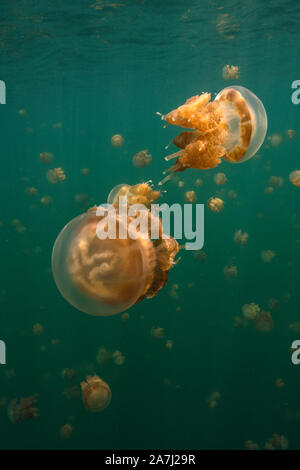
[[0, 0, 300, 450]]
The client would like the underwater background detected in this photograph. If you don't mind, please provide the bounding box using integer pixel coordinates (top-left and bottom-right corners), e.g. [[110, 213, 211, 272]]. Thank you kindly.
[[0, 0, 300, 450]]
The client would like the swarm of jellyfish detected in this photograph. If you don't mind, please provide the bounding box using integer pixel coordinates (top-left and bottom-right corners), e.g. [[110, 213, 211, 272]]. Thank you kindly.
[[158, 86, 267, 184]]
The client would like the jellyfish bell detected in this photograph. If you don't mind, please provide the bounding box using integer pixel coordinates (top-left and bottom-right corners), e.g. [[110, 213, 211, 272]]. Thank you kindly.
[[81, 375, 111, 412], [158, 86, 267, 184]]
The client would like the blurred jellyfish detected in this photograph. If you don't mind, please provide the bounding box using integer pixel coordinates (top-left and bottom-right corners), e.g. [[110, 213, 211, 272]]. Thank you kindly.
[[268, 298, 279, 310], [242, 303, 260, 320], [234, 316, 248, 328], [60, 423, 73, 440], [253, 310, 274, 333], [213, 172, 227, 185], [63, 385, 80, 400], [158, 86, 267, 184], [208, 197, 224, 212], [32, 323, 44, 336], [275, 378, 284, 388], [8, 396, 38, 424], [245, 440, 260, 450], [207, 391, 220, 409], [25, 187, 38, 197], [47, 168, 66, 184], [18, 109, 26, 116], [81, 375, 111, 413], [166, 340, 174, 349], [224, 265, 238, 279], [195, 250, 207, 262], [269, 176, 283, 187], [112, 350, 125, 366], [40, 152, 54, 164], [121, 312, 130, 322], [265, 434, 288, 450], [151, 326, 164, 339], [228, 189, 237, 199], [264, 186, 274, 194], [53, 122, 62, 129], [40, 195, 53, 206], [74, 193, 88, 204], [184, 190, 197, 202], [169, 283, 179, 300], [111, 134, 124, 147], [234, 229, 249, 245], [222, 65, 239, 80], [178, 180, 184, 188], [61, 368, 77, 381], [81, 167, 90, 175], [286, 129, 296, 140], [267, 133, 283, 147], [261, 250, 276, 263], [195, 178, 203, 187], [96, 347, 111, 365], [289, 170, 300, 187], [132, 149, 152, 168]]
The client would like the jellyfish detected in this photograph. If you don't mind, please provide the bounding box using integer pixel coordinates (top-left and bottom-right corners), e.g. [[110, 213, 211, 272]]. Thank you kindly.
[[253, 310, 274, 332], [32, 323, 44, 335], [245, 440, 260, 450], [184, 190, 197, 202], [207, 197, 224, 212], [61, 368, 77, 381], [52, 182, 179, 316], [111, 134, 124, 147], [269, 176, 283, 187], [112, 350, 125, 366], [40, 151, 54, 164], [60, 423, 73, 440], [234, 229, 249, 245], [195, 178, 203, 187], [25, 187, 38, 197], [224, 264, 238, 279], [80, 375, 111, 412], [132, 149, 152, 168], [40, 195, 53, 206], [158, 86, 267, 184], [242, 303, 260, 320], [47, 168, 66, 184], [151, 326, 164, 339], [8, 396, 38, 424], [289, 170, 300, 187], [267, 133, 283, 147], [213, 172, 227, 185], [81, 167, 90, 175], [96, 346, 111, 365], [222, 65, 239, 80], [261, 249, 276, 263], [286, 129, 296, 140]]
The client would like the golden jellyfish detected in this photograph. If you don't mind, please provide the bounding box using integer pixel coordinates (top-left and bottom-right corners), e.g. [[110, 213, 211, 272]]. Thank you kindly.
[[151, 326, 164, 339], [47, 168, 66, 184], [60, 423, 73, 440], [213, 172, 227, 185], [52, 182, 179, 316], [158, 86, 267, 184], [96, 347, 111, 365], [242, 303, 260, 320], [18, 109, 26, 116], [253, 310, 274, 333], [25, 187, 38, 197], [208, 197, 224, 212], [81, 375, 111, 413], [228, 189, 237, 199], [169, 283, 179, 300], [264, 434, 288, 450], [166, 339, 174, 349], [289, 170, 300, 187], [74, 193, 88, 204], [111, 134, 124, 147], [81, 167, 90, 175], [269, 176, 283, 188], [222, 65, 239, 80], [245, 440, 260, 450], [61, 368, 77, 381], [132, 149, 152, 168], [32, 323, 44, 336], [121, 312, 130, 322], [224, 264, 238, 279], [234, 229, 249, 245], [195, 178, 203, 187], [40, 151, 54, 164], [63, 385, 80, 400], [267, 133, 283, 147], [268, 298, 279, 310], [40, 195, 53, 206], [8, 396, 38, 424], [207, 391, 220, 409], [178, 180, 184, 188], [264, 186, 274, 194], [275, 378, 284, 389], [184, 190, 197, 202], [112, 350, 125, 366], [261, 249, 276, 263], [234, 316, 248, 329], [286, 129, 296, 140]]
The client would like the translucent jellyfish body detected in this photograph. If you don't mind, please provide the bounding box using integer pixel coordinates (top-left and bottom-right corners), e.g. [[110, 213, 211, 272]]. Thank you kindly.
[[81, 375, 111, 412], [158, 86, 267, 184], [52, 182, 179, 316]]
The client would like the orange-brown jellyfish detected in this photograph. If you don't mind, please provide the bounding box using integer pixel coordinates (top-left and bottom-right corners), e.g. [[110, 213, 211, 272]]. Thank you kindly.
[[158, 86, 267, 184], [8, 395, 38, 423], [132, 149, 152, 168], [80, 375, 111, 412], [289, 170, 300, 187], [52, 182, 179, 316]]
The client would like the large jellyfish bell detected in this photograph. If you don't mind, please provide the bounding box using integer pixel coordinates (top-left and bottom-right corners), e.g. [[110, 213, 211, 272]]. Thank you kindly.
[[159, 85, 267, 184], [52, 208, 155, 316]]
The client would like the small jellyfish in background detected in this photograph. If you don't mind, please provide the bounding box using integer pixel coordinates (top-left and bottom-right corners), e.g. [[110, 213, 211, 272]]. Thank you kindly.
[[245, 440, 260, 450], [32, 323, 44, 336], [264, 434, 288, 450], [213, 172, 227, 185], [289, 170, 300, 187], [222, 65, 239, 80], [268, 298, 279, 310], [178, 180, 184, 188], [208, 197, 224, 212], [18, 109, 26, 116], [242, 303, 260, 320], [169, 283, 179, 300], [269, 176, 283, 188], [112, 350, 125, 366], [267, 133, 283, 147], [132, 149, 152, 168], [228, 189, 237, 199], [47, 168, 66, 184], [121, 312, 130, 322], [184, 190, 197, 202], [60, 423, 73, 440], [40, 151, 54, 164], [74, 193, 88, 204], [234, 316, 248, 328], [286, 129, 296, 140], [81, 375, 111, 413], [207, 391, 220, 409], [253, 310, 274, 333], [25, 187, 38, 197], [166, 339, 174, 349], [234, 229, 249, 245], [151, 326, 164, 339], [158, 86, 267, 184], [40, 195, 53, 206], [264, 186, 274, 194], [96, 346, 111, 365], [81, 167, 90, 175], [275, 378, 284, 388], [111, 134, 124, 147], [61, 368, 77, 381], [8, 395, 38, 424], [195, 250, 207, 262], [224, 264, 238, 279], [195, 178, 203, 187], [261, 249, 276, 263], [52, 182, 179, 316]]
